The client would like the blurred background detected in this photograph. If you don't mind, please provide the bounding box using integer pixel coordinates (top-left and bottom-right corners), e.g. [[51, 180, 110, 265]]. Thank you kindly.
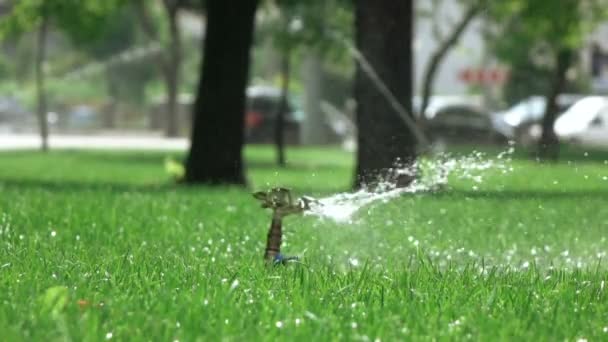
[[0, 0, 607, 154]]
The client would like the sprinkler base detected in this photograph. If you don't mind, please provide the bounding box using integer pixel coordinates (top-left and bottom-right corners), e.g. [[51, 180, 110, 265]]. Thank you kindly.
[[273, 253, 299, 265]]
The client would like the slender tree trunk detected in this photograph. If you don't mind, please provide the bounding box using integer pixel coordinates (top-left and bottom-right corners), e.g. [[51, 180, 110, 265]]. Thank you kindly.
[[419, 1, 481, 124], [136, 0, 182, 137], [538, 48, 573, 161], [275, 47, 290, 167], [163, 0, 181, 137], [104, 67, 118, 129], [184, 0, 258, 184], [35, 13, 49, 151], [354, 0, 416, 189], [301, 52, 328, 144]]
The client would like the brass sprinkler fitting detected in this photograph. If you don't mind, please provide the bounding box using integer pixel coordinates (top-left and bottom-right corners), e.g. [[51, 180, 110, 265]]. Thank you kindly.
[[253, 187, 316, 264]]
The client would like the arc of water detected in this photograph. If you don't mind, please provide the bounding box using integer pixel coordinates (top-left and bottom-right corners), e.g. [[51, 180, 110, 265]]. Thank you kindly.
[[331, 32, 430, 151]]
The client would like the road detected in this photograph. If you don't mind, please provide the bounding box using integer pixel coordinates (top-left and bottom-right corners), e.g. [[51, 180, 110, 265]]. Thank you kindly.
[[0, 133, 189, 151]]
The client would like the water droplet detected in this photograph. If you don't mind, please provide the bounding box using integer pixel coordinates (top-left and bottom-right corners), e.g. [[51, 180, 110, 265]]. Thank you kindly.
[[349, 258, 360, 267], [51, 231, 56, 237], [351, 322, 358, 329], [275, 321, 283, 328], [105, 332, 113, 340], [295, 318, 302, 326]]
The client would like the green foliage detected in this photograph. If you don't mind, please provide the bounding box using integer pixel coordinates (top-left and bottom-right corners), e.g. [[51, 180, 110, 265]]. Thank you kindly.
[[0, 0, 126, 43], [0, 146, 608, 339], [486, 0, 608, 103], [258, 0, 353, 62]]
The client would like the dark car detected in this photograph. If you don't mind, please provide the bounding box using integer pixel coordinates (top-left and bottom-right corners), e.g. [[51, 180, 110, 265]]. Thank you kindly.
[[426, 104, 507, 145], [245, 86, 302, 144]]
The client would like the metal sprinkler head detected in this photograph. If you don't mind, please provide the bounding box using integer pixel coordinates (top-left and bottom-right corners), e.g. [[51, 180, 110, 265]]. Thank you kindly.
[[253, 187, 316, 218], [253, 187, 318, 264]]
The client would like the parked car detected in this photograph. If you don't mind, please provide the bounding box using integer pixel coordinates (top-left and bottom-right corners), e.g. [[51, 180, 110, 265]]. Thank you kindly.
[[60, 105, 101, 130], [0, 96, 32, 132], [426, 104, 507, 145], [492, 94, 584, 144], [245, 85, 302, 144], [554, 96, 608, 148], [413, 95, 483, 120]]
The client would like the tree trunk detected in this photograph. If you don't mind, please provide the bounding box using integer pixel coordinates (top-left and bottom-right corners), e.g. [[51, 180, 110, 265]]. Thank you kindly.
[[184, 0, 258, 185], [301, 52, 329, 144], [104, 66, 119, 129], [419, 1, 481, 124], [163, 0, 181, 137], [35, 13, 49, 151], [354, 0, 416, 189], [136, 0, 183, 137], [275, 47, 290, 167], [538, 48, 573, 161]]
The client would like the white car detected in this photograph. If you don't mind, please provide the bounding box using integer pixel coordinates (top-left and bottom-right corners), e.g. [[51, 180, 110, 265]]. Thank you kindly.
[[554, 96, 608, 148], [492, 94, 583, 143]]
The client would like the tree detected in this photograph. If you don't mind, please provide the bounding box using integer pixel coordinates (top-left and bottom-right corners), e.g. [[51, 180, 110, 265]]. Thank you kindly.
[[0, 0, 124, 151], [488, 0, 608, 160], [418, 0, 484, 124], [135, 0, 183, 137], [353, 0, 418, 188], [258, 0, 353, 166], [184, 0, 259, 185], [35, 8, 49, 151], [260, 0, 299, 167]]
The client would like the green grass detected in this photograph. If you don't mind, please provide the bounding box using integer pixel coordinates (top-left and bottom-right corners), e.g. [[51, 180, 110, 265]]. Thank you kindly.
[[1, 145, 607, 341]]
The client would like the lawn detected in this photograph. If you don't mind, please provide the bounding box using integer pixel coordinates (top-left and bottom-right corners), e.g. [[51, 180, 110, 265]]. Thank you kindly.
[[0, 145, 607, 341]]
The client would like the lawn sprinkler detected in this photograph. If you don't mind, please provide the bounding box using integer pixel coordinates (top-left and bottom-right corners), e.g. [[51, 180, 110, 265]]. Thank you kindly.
[[253, 187, 317, 265]]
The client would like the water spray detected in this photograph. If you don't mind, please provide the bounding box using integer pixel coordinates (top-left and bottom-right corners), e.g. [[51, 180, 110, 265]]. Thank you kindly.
[[253, 188, 318, 264]]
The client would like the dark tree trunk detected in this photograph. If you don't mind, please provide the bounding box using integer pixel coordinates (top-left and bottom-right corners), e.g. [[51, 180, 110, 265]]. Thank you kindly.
[[419, 1, 481, 124], [184, 0, 258, 184], [275, 48, 290, 167], [35, 12, 49, 151], [104, 67, 119, 129], [538, 48, 573, 161], [354, 0, 416, 188], [163, 0, 182, 137]]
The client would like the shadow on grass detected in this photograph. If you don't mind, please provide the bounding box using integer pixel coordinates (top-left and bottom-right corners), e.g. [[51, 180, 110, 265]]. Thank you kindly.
[[247, 160, 351, 171], [0, 178, 350, 196], [0, 150, 349, 171], [0, 178, 173, 194], [444, 143, 608, 163], [430, 189, 608, 200]]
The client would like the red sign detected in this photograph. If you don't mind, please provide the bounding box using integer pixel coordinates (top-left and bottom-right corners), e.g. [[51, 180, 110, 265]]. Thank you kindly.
[[459, 68, 509, 84]]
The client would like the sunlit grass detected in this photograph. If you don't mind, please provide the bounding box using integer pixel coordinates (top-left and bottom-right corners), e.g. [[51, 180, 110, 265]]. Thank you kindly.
[[0, 145, 607, 340]]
